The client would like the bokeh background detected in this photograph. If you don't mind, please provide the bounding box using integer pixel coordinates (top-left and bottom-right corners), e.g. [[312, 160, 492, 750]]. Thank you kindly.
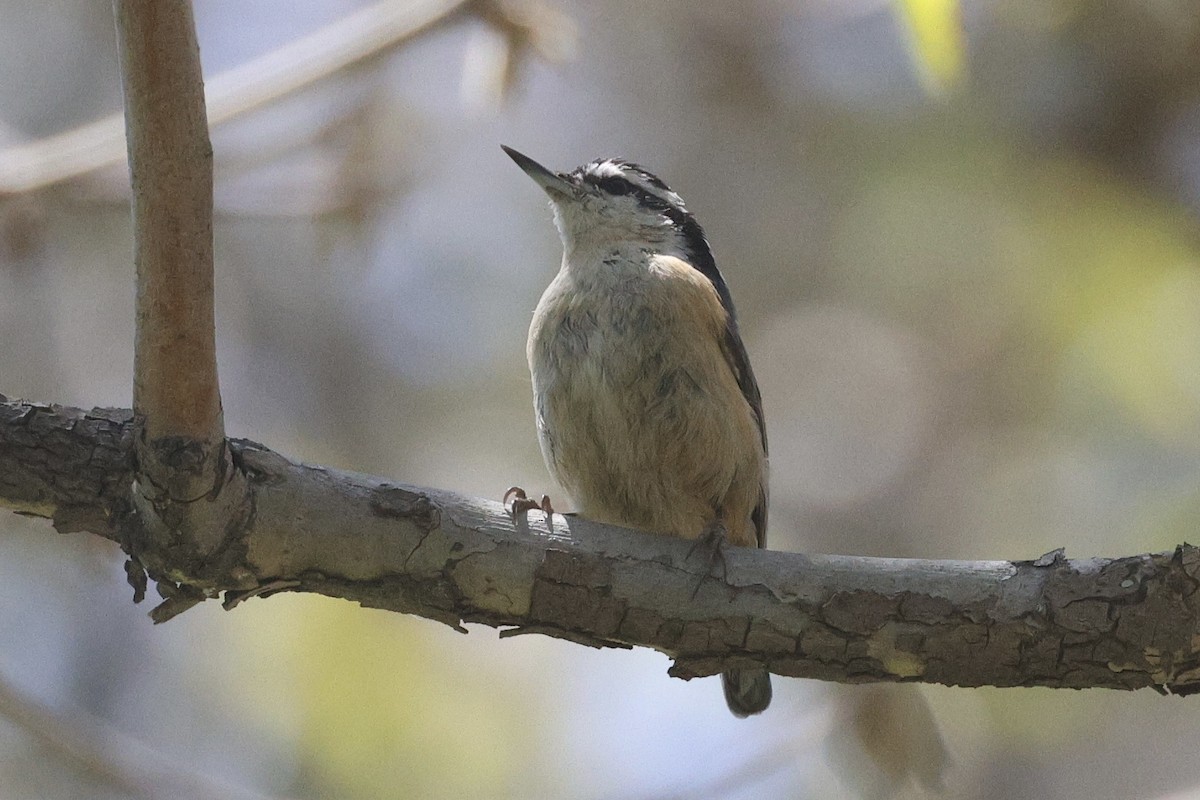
[[3, 0, 1200, 798]]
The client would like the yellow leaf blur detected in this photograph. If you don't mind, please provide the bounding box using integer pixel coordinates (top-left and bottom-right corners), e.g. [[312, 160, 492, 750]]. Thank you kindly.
[[896, 0, 967, 93]]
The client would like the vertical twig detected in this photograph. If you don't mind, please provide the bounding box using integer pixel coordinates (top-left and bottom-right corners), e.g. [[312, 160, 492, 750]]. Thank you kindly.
[[116, 0, 218, 447], [114, 1, 248, 601]]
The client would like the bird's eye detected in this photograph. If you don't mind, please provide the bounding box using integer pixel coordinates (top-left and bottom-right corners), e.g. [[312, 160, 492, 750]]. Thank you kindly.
[[597, 176, 632, 196]]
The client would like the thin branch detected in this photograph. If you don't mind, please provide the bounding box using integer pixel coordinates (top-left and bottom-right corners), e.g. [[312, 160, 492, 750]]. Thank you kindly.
[[3, 398, 1200, 695], [0, 0, 532, 195], [0, 669, 293, 800], [204, 0, 471, 122], [117, 0, 220, 447], [114, 1, 248, 571]]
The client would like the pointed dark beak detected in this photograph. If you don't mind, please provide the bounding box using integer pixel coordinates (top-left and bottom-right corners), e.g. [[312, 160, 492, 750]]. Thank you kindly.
[[502, 145, 576, 199]]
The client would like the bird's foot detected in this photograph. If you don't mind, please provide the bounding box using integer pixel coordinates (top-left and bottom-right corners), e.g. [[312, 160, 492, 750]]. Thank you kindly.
[[686, 521, 730, 599], [504, 486, 554, 519]]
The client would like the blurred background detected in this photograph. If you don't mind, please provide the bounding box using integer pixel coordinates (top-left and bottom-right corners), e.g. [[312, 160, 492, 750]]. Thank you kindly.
[[2, 0, 1200, 797]]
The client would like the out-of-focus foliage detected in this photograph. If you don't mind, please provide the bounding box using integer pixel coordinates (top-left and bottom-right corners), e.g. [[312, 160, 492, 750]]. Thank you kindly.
[[229, 598, 534, 799], [3, 0, 1200, 798], [897, 0, 967, 92]]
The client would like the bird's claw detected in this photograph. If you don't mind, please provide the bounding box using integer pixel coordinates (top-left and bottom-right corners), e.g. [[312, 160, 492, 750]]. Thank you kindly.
[[504, 486, 555, 519], [686, 522, 730, 599]]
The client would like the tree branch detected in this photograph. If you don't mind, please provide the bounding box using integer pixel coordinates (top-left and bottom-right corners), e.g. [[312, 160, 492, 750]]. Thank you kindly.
[[0, 0, 574, 195], [117, 0, 221, 448], [113, 1, 249, 600], [0, 670, 293, 800], [3, 397, 1200, 694]]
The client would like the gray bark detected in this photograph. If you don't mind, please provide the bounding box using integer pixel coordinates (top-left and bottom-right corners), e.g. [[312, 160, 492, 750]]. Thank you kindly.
[[3, 396, 1200, 693]]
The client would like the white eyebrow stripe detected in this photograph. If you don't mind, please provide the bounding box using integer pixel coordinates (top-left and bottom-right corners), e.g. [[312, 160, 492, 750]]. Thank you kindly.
[[582, 160, 687, 210], [590, 160, 625, 180]]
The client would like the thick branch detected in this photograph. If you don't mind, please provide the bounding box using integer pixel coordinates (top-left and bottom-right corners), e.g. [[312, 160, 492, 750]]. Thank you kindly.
[[3, 397, 1200, 694]]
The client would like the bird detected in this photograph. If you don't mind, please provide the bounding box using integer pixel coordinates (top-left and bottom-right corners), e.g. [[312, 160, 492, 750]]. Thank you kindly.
[[502, 145, 771, 717]]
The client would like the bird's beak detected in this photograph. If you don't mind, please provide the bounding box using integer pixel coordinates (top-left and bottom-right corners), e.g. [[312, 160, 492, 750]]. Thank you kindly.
[[502, 145, 576, 199]]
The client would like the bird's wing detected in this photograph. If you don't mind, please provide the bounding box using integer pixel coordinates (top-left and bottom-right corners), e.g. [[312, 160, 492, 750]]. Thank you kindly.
[[721, 322, 768, 549]]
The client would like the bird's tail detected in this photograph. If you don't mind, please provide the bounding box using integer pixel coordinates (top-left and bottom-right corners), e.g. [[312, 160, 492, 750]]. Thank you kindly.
[[722, 668, 772, 717]]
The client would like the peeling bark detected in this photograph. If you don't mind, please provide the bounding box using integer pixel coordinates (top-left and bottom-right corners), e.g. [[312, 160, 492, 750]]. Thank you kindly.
[[3, 397, 1200, 694]]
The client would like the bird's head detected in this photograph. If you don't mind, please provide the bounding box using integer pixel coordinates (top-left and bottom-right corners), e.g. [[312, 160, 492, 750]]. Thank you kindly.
[[502, 145, 697, 256]]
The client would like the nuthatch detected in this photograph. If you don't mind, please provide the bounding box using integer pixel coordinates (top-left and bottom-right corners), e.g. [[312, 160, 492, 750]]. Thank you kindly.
[[503, 146, 771, 717]]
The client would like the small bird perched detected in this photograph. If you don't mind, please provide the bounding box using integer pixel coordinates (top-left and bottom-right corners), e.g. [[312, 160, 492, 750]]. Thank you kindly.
[[502, 145, 771, 717]]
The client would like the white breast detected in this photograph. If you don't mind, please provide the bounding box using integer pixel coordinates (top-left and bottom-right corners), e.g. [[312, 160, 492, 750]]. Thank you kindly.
[[525, 250, 764, 545]]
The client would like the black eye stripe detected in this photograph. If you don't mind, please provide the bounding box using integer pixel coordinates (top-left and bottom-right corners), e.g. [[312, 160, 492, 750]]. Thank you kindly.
[[634, 188, 670, 210], [583, 174, 674, 212], [596, 175, 633, 195]]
